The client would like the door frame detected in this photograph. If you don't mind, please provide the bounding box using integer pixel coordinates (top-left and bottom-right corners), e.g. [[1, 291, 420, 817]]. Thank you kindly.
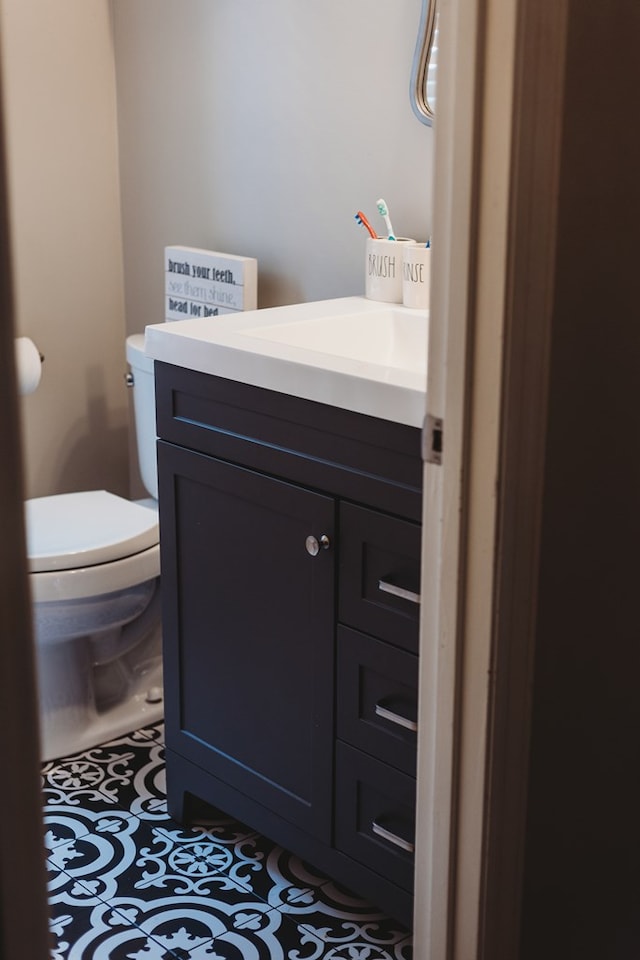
[[413, 0, 569, 956], [0, 58, 51, 960]]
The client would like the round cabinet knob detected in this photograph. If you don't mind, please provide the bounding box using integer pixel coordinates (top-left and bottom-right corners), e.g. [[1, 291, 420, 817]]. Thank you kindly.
[[305, 534, 331, 556]]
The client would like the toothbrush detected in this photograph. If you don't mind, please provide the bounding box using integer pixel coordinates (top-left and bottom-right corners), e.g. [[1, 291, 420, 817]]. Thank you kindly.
[[354, 210, 377, 239], [376, 198, 396, 240]]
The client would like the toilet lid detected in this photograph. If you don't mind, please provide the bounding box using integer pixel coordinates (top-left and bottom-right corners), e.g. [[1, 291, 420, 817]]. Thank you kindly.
[[26, 490, 159, 573]]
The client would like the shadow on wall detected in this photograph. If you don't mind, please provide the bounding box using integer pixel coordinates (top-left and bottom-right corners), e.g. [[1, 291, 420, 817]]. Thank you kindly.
[[258, 274, 305, 311], [54, 365, 129, 499]]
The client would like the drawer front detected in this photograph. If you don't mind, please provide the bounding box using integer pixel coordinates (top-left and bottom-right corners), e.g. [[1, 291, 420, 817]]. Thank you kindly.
[[337, 626, 418, 775], [155, 363, 423, 522], [335, 742, 416, 892], [339, 503, 421, 654]]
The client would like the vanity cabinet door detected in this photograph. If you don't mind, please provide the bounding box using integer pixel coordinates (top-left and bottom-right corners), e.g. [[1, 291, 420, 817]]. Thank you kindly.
[[158, 440, 335, 841]]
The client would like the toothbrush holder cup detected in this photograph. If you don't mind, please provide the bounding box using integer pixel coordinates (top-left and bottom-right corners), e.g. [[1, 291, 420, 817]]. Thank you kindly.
[[365, 237, 416, 303], [402, 243, 431, 310]]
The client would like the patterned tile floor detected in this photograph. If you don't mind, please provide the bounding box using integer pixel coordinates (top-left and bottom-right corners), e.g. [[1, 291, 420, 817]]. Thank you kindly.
[[42, 722, 413, 959]]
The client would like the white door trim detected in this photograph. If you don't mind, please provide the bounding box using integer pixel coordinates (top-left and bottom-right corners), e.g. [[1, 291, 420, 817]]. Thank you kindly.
[[413, 0, 489, 953], [414, 0, 521, 954], [414, 0, 570, 955]]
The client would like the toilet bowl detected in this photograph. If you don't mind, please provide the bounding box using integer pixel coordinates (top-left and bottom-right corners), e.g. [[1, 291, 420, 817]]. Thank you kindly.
[[26, 335, 163, 762]]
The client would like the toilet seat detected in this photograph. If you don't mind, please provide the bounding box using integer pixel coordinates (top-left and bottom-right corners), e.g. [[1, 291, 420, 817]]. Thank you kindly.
[[26, 490, 161, 603], [26, 490, 159, 572]]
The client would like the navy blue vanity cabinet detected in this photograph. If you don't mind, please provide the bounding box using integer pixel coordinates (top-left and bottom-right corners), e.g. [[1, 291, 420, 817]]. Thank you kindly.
[[155, 361, 422, 927]]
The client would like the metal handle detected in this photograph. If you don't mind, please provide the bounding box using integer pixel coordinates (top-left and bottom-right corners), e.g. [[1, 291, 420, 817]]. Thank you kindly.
[[305, 534, 331, 557], [410, 0, 438, 126], [378, 580, 421, 605], [375, 703, 418, 733], [372, 821, 415, 854], [124, 372, 135, 388]]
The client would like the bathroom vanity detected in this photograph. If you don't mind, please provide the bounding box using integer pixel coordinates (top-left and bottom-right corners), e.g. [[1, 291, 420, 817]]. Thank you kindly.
[[147, 298, 427, 926]]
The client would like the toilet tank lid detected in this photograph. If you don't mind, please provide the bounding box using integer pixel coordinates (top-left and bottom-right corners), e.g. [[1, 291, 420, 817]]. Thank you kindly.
[[25, 490, 159, 573]]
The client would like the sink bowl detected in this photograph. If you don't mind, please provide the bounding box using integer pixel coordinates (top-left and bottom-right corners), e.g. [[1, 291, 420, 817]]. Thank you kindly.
[[144, 297, 428, 428], [241, 308, 427, 374]]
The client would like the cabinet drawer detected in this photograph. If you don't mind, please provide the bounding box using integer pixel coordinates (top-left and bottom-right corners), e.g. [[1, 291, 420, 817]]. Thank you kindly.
[[335, 742, 416, 892], [339, 503, 421, 654], [337, 626, 418, 776]]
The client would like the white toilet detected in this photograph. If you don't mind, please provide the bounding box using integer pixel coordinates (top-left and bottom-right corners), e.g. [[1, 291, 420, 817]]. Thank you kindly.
[[26, 334, 163, 762]]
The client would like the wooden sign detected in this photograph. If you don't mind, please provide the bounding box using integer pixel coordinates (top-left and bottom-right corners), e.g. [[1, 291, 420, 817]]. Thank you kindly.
[[165, 245, 257, 321]]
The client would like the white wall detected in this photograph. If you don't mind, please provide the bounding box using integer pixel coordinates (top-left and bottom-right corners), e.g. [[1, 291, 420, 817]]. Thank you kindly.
[[0, 0, 432, 498], [111, 0, 433, 332], [0, 0, 128, 500]]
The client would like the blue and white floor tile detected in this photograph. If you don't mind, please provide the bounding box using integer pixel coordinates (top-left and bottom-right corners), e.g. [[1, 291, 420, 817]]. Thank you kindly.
[[43, 723, 413, 959]]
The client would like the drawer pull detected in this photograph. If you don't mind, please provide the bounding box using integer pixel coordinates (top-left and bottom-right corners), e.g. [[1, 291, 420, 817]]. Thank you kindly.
[[372, 820, 415, 854], [375, 703, 418, 733], [378, 580, 421, 605]]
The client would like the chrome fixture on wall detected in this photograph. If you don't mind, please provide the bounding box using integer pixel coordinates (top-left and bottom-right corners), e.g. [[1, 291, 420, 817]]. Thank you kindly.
[[410, 0, 439, 125]]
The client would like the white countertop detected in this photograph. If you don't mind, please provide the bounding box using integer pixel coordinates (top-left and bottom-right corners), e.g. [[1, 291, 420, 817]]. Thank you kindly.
[[144, 297, 428, 427]]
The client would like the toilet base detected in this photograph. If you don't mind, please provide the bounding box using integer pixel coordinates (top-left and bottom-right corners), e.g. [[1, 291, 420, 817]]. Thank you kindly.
[[40, 653, 163, 763], [34, 578, 164, 763]]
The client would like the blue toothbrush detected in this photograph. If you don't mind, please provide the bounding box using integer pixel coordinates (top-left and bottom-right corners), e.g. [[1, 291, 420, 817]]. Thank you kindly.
[[354, 210, 377, 239]]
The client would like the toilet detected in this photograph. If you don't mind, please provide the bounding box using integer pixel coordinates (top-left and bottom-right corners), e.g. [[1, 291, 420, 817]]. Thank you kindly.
[[26, 334, 163, 762]]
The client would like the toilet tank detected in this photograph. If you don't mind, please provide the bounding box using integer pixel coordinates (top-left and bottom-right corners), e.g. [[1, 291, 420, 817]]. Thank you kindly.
[[126, 334, 158, 500]]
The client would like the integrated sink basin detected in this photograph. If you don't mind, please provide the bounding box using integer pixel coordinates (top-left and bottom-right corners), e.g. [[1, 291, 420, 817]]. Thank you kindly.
[[144, 296, 428, 427], [240, 308, 426, 374]]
